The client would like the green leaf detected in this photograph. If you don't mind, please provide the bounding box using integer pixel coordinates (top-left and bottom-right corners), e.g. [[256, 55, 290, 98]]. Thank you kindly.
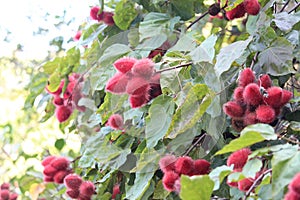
[[209, 165, 233, 190], [169, 34, 197, 52], [99, 44, 132, 66], [273, 11, 300, 32], [145, 95, 175, 148], [54, 139, 65, 151], [166, 84, 212, 139], [255, 37, 295, 76], [135, 34, 167, 57], [214, 37, 252, 76], [47, 72, 62, 92], [114, 0, 138, 30], [170, 0, 195, 20], [215, 124, 276, 155], [190, 34, 218, 64], [153, 180, 169, 199], [180, 175, 214, 200], [242, 158, 262, 178]]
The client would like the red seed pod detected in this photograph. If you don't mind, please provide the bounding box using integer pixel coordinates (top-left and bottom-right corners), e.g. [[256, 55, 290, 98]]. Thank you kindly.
[[192, 159, 211, 175], [233, 87, 244, 103], [66, 189, 80, 199], [112, 184, 120, 199], [126, 76, 150, 95], [256, 105, 276, 124], [243, 83, 262, 106], [9, 193, 18, 200], [0, 190, 10, 200], [284, 190, 300, 200], [105, 72, 130, 94], [79, 181, 96, 197], [107, 114, 124, 130], [53, 96, 64, 106], [0, 183, 10, 190], [73, 31, 82, 41], [43, 165, 58, 177], [226, 3, 246, 20], [264, 86, 283, 108], [64, 174, 83, 190], [175, 156, 195, 176], [55, 106, 73, 123], [227, 179, 238, 188], [159, 154, 177, 173], [280, 90, 293, 107], [223, 101, 245, 118], [102, 11, 115, 26], [51, 157, 70, 170], [41, 155, 57, 167], [77, 194, 92, 200], [258, 74, 272, 89], [231, 119, 245, 132], [243, 0, 260, 15], [131, 58, 155, 79], [162, 171, 180, 192], [238, 68, 256, 87], [227, 148, 251, 170], [113, 57, 137, 73], [53, 170, 71, 184], [90, 6, 104, 21], [43, 175, 54, 182], [238, 178, 254, 192], [289, 173, 300, 194], [243, 111, 257, 126], [129, 93, 149, 108], [46, 80, 64, 96]]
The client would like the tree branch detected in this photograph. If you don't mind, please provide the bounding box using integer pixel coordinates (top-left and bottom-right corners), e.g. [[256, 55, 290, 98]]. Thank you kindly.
[[156, 62, 193, 73], [288, 2, 300, 13], [280, 0, 290, 12], [186, 11, 209, 30], [183, 133, 207, 156]]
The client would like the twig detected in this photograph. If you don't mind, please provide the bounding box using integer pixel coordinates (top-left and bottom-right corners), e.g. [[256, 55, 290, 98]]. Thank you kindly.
[[280, 0, 291, 12], [277, 133, 300, 145], [71, 155, 82, 163], [186, 11, 209, 30], [183, 133, 207, 156], [156, 62, 193, 73], [243, 169, 272, 200], [249, 52, 259, 70], [288, 2, 300, 13]]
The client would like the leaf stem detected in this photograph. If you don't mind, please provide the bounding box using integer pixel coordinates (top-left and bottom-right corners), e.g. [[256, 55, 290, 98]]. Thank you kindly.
[[156, 62, 193, 73], [186, 11, 209, 30]]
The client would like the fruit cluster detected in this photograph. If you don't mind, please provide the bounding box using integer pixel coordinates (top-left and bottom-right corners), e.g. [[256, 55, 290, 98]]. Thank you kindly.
[[226, 148, 265, 191], [105, 57, 162, 108], [45, 73, 86, 123], [107, 114, 124, 130], [225, 0, 261, 20], [64, 174, 96, 200], [223, 68, 293, 131], [159, 155, 210, 193], [42, 156, 72, 184], [0, 183, 18, 200], [90, 6, 114, 26], [284, 173, 300, 199]]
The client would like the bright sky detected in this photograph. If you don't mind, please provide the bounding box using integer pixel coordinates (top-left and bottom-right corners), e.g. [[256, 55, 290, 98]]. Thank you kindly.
[[0, 0, 98, 60]]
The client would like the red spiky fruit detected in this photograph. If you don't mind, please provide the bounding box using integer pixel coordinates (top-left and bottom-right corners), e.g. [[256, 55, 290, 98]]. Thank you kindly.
[[175, 156, 194, 175], [105, 72, 130, 94], [43, 165, 58, 177], [0, 190, 10, 200], [78, 194, 92, 200], [53, 96, 64, 106], [264, 86, 283, 108], [280, 90, 293, 107], [51, 157, 70, 170], [42, 155, 57, 166], [55, 106, 72, 123], [103, 11, 115, 26], [227, 148, 251, 170], [243, 83, 262, 106], [1, 183, 10, 190], [238, 68, 256, 87], [193, 159, 211, 175], [243, 111, 257, 126], [284, 190, 300, 200], [129, 93, 149, 108], [238, 178, 254, 192], [126, 76, 150, 95], [258, 74, 272, 89], [90, 6, 104, 21], [114, 57, 137, 73], [79, 181, 95, 197], [63, 81, 76, 99], [66, 189, 80, 199], [244, 0, 260, 15], [233, 87, 244, 103], [223, 101, 245, 118], [107, 114, 124, 130], [226, 3, 246, 20], [112, 184, 120, 199], [231, 119, 245, 132], [289, 173, 300, 194], [10, 193, 18, 200], [256, 105, 276, 124], [162, 171, 180, 192], [64, 174, 83, 190], [53, 170, 71, 184], [132, 58, 155, 78], [159, 154, 177, 173], [43, 175, 54, 182]]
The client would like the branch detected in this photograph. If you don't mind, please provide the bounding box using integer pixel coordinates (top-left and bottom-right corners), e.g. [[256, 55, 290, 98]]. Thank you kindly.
[[156, 62, 193, 73], [280, 0, 290, 12], [288, 2, 300, 13], [243, 169, 272, 200], [186, 11, 209, 30], [249, 52, 259, 69], [183, 133, 207, 156]]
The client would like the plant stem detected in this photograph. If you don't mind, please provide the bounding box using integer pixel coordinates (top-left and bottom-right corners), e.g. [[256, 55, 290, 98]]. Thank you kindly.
[[280, 0, 290, 12], [186, 11, 209, 30], [288, 2, 300, 13], [156, 62, 193, 73], [183, 133, 207, 156]]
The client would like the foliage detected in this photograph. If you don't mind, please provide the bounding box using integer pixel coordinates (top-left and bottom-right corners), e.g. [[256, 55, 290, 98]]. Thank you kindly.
[[13, 0, 300, 199]]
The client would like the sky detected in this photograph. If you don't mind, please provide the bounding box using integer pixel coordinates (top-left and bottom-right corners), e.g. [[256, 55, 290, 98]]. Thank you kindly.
[[0, 0, 98, 60]]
